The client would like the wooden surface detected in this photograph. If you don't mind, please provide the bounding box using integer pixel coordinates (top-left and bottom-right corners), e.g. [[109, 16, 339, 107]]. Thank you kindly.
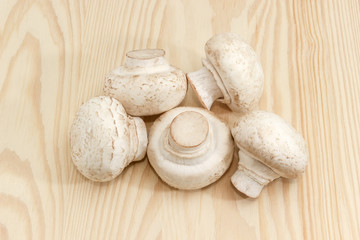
[[0, 0, 359, 239]]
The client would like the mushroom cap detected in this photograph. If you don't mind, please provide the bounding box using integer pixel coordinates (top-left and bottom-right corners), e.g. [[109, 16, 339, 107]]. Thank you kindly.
[[104, 49, 187, 116], [231, 111, 309, 178], [147, 107, 234, 190], [70, 96, 147, 181], [205, 33, 264, 113]]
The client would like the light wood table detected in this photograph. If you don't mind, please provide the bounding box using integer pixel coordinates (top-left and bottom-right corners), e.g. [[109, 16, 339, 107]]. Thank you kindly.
[[1, 1, 359, 239]]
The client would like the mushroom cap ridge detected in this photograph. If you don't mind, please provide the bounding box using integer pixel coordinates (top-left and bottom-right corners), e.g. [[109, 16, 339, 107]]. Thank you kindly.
[[147, 107, 234, 190], [205, 33, 264, 113], [231, 111, 309, 178]]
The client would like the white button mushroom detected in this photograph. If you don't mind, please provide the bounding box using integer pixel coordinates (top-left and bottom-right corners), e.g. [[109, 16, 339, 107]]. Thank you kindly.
[[104, 49, 187, 116], [230, 111, 309, 198], [147, 107, 234, 190], [187, 33, 264, 113], [70, 96, 148, 182]]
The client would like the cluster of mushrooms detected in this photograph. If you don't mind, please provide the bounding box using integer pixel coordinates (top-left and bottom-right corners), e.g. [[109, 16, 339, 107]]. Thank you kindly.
[[70, 33, 308, 198]]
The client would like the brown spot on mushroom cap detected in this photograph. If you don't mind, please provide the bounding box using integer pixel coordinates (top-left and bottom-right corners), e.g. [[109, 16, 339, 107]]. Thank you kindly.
[[231, 111, 309, 178], [205, 33, 264, 113]]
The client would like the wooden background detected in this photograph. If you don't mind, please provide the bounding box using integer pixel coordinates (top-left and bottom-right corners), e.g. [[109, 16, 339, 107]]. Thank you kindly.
[[1, 0, 359, 239]]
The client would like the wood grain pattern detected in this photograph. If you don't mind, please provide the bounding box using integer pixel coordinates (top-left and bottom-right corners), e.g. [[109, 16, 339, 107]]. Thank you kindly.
[[1, 0, 359, 239]]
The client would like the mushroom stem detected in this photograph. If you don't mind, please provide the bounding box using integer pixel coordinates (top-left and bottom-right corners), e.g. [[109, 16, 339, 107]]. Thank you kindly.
[[125, 49, 169, 68], [187, 67, 223, 110], [231, 149, 279, 198], [133, 117, 148, 161], [167, 111, 210, 156]]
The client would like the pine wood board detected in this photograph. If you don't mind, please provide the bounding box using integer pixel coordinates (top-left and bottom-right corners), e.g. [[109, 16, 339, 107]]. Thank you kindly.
[[0, 0, 359, 239]]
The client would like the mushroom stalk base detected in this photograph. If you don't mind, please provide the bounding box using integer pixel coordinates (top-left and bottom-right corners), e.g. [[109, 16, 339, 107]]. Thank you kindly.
[[231, 170, 265, 198], [133, 117, 148, 161], [187, 67, 223, 110], [231, 150, 279, 198]]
